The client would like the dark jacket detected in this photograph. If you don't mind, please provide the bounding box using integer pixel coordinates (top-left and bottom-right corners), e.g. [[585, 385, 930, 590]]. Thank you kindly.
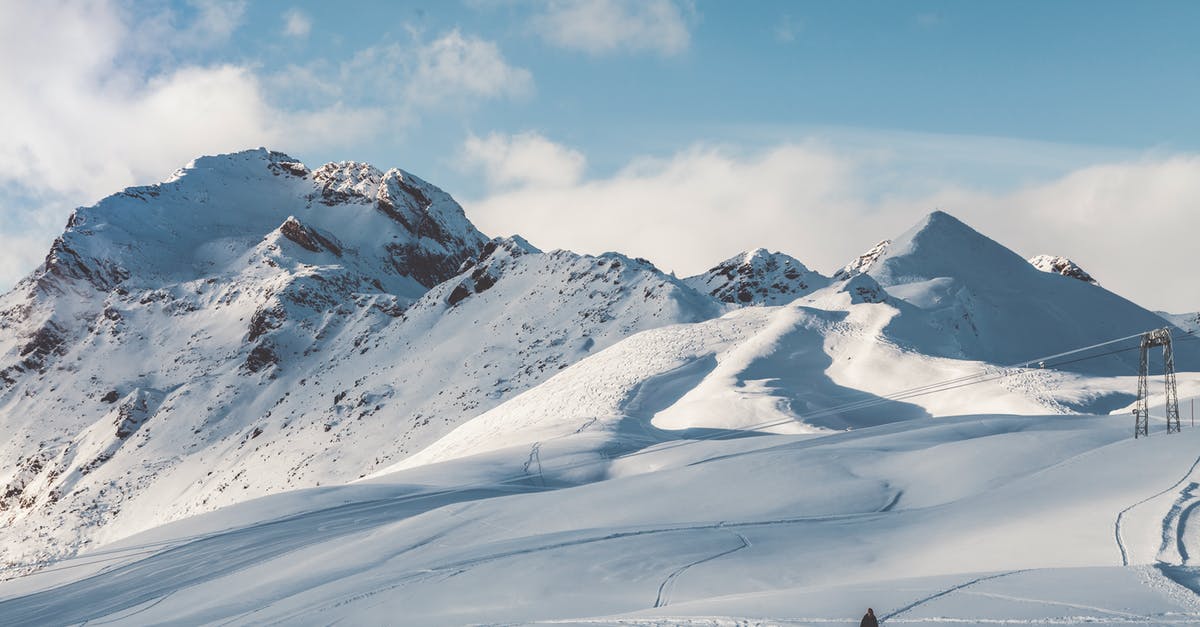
[[860, 611, 879, 627]]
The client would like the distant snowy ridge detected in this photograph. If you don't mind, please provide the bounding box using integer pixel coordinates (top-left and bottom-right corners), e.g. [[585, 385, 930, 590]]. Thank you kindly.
[[1160, 310, 1200, 334], [683, 248, 828, 306], [400, 211, 1199, 470], [1029, 254, 1098, 284]]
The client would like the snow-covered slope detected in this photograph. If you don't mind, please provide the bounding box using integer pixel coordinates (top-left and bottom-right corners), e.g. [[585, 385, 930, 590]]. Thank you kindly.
[[1162, 311, 1200, 335], [0, 150, 720, 571], [6, 408, 1200, 625], [390, 271, 1120, 471], [683, 248, 828, 306]]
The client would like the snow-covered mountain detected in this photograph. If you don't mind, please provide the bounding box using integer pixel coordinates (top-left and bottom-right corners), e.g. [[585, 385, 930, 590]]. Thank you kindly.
[[856, 211, 1194, 372], [0, 149, 724, 570], [1, 150, 1196, 596], [683, 248, 828, 306]]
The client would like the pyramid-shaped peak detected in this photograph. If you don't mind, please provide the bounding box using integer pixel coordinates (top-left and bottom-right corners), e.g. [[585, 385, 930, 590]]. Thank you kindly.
[[866, 210, 1033, 287], [900, 210, 990, 246]]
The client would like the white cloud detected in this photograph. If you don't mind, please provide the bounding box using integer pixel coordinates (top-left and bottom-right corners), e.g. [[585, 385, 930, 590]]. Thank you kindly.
[[273, 30, 532, 111], [465, 137, 874, 277], [462, 133, 1200, 312], [532, 0, 692, 56], [461, 132, 586, 187], [131, 0, 247, 56], [407, 30, 533, 105], [282, 8, 312, 38]]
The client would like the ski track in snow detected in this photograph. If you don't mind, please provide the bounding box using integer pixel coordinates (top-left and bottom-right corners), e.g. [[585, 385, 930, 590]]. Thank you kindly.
[[1107, 443, 1200, 618], [271, 511, 896, 623], [1172, 486, 1200, 565], [653, 531, 750, 608], [878, 569, 1027, 624], [1114, 449, 1200, 566]]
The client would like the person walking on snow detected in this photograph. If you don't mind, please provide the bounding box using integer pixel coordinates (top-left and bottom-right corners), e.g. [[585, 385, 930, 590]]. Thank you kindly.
[[860, 607, 879, 627]]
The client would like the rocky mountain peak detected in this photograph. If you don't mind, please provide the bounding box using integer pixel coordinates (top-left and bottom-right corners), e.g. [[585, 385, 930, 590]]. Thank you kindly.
[[684, 249, 827, 306], [833, 240, 890, 282], [311, 161, 383, 205], [1028, 255, 1098, 285]]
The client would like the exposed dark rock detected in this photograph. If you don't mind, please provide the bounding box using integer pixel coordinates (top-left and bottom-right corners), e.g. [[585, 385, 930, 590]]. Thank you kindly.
[[244, 342, 279, 373], [447, 283, 471, 306], [19, 322, 67, 370], [375, 200, 414, 231], [471, 267, 496, 293], [80, 453, 112, 475], [268, 160, 309, 177], [38, 237, 128, 292], [386, 243, 474, 289], [115, 395, 152, 439], [279, 217, 343, 256], [247, 306, 284, 343], [100, 390, 119, 403]]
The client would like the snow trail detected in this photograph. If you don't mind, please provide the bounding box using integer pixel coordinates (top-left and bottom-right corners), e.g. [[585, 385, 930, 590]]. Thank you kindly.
[[879, 570, 1026, 623], [1114, 450, 1200, 566], [654, 532, 750, 608]]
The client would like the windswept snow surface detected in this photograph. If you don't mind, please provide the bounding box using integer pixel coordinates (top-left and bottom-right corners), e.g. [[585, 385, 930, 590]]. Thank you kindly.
[[5, 411, 1200, 625]]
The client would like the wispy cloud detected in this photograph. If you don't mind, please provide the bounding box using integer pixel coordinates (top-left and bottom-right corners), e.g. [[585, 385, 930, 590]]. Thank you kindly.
[[461, 131, 586, 187], [914, 12, 944, 29], [531, 0, 692, 56], [282, 8, 312, 38], [407, 29, 533, 105], [271, 28, 533, 113], [775, 14, 800, 43]]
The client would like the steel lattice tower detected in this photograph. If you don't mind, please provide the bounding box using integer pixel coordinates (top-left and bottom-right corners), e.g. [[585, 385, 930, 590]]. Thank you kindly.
[[1134, 327, 1181, 438]]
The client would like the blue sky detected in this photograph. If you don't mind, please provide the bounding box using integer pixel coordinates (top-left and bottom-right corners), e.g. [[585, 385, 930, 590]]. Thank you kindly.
[[1, 1, 1199, 310], [227, 0, 1200, 189]]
